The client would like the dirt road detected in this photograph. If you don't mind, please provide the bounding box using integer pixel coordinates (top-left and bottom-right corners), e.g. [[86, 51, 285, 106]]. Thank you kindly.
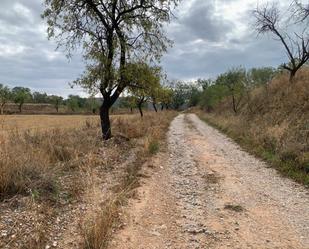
[[111, 114, 309, 249]]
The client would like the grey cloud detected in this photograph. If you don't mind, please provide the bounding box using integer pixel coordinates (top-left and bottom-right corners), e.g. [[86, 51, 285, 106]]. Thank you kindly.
[[0, 0, 292, 96], [162, 0, 289, 80], [182, 2, 234, 42], [0, 0, 85, 96], [162, 32, 287, 80], [169, 0, 234, 43]]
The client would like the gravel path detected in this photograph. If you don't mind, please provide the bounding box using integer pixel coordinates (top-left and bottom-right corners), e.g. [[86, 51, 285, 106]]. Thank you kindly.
[[112, 114, 309, 249]]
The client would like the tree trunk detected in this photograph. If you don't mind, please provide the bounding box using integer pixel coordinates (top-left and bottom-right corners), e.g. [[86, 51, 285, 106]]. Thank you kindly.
[[56, 106, 59, 113], [289, 69, 296, 83], [153, 102, 158, 112], [0, 104, 4, 115], [19, 103, 22, 113], [165, 104, 169, 110], [138, 104, 143, 117], [100, 102, 112, 140], [138, 102, 143, 117], [232, 94, 237, 114], [130, 107, 133, 113], [161, 104, 164, 111]]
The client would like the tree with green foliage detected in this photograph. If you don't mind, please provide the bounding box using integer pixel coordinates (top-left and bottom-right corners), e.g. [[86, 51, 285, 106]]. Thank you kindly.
[[197, 78, 213, 91], [170, 81, 191, 110], [128, 63, 162, 117], [43, 0, 178, 140], [32, 92, 48, 103], [150, 85, 166, 113], [118, 96, 135, 113], [12, 87, 32, 113], [159, 87, 173, 110], [247, 67, 276, 87], [199, 83, 229, 111], [0, 84, 11, 115], [187, 85, 202, 107], [216, 68, 246, 114], [66, 95, 85, 112], [86, 97, 101, 114], [170, 81, 202, 109], [48, 95, 63, 113]]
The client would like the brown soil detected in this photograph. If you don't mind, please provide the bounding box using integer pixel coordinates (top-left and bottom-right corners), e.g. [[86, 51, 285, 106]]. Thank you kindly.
[[111, 114, 309, 249]]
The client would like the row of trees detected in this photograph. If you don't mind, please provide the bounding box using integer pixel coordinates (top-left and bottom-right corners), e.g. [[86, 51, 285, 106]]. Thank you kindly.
[[2, 63, 302, 116], [0, 84, 103, 114], [41, 0, 307, 140], [0, 85, 61, 114], [0, 76, 174, 115], [167, 0, 309, 113], [167, 66, 281, 114]]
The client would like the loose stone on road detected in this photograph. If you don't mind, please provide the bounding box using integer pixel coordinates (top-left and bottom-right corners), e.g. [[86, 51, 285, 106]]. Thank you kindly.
[[111, 114, 309, 249]]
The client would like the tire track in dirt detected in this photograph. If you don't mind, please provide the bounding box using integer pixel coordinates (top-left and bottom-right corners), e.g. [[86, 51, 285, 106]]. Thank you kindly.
[[111, 114, 309, 249]]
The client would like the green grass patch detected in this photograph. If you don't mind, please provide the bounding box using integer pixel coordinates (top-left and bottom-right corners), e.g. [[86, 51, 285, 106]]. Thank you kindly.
[[148, 139, 160, 155]]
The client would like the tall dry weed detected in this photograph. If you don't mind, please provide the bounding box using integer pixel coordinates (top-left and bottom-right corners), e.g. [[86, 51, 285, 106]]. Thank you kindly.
[[198, 69, 309, 184], [80, 111, 176, 249]]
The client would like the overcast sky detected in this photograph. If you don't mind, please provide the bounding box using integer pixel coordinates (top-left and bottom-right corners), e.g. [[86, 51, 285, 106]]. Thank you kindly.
[[0, 0, 292, 96]]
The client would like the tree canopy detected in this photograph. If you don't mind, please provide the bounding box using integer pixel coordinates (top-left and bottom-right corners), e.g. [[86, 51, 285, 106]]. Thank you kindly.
[[12, 87, 32, 113], [43, 0, 179, 139], [0, 84, 11, 114], [127, 62, 162, 117]]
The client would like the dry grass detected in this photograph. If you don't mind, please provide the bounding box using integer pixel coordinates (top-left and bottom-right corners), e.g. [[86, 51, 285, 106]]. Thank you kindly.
[[81, 111, 177, 249], [197, 69, 309, 185], [0, 111, 175, 199], [81, 196, 122, 249], [0, 115, 99, 134], [0, 111, 177, 249], [0, 124, 101, 201]]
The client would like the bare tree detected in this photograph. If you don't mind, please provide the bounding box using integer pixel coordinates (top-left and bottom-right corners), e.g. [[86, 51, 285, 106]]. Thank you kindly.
[[254, 3, 309, 81], [292, 0, 309, 22]]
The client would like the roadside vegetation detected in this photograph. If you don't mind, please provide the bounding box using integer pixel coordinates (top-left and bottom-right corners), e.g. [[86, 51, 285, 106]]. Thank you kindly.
[[0, 84, 102, 114], [157, 0, 308, 186], [172, 67, 308, 185], [81, 111, 176, 249], [0, 111, 176, 249], [198, 70, 309, 185]]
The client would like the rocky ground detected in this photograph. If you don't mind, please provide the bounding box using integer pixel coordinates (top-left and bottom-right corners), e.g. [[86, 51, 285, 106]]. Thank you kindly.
[[0, 140, 135, 249], [111, 114, 309, 249]]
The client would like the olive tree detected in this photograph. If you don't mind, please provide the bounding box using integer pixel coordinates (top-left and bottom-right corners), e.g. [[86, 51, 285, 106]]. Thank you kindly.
[[43, 0, 178, 140]]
